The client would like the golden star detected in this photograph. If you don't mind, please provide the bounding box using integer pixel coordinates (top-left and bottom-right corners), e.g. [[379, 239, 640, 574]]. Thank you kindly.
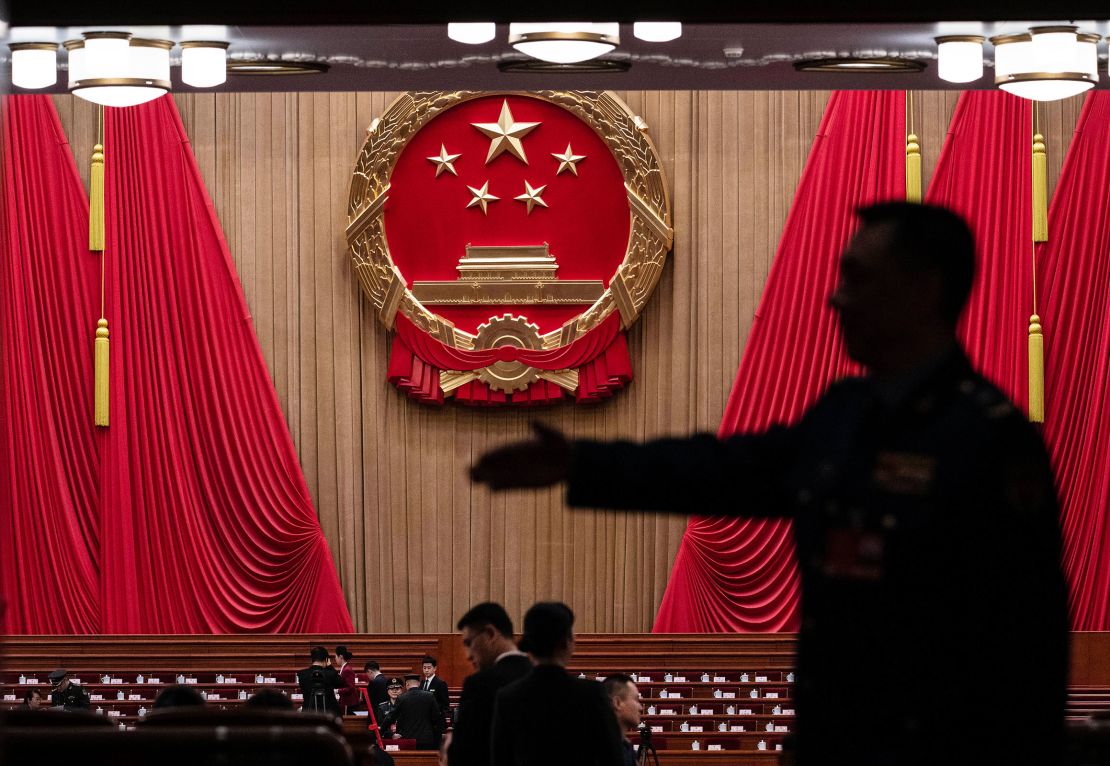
[[471, 100, 541, 165], [426, 144, 461, 177], [514, 180, 549, 215], [552, 143, 586, 176], [466, 181, 499, 215]]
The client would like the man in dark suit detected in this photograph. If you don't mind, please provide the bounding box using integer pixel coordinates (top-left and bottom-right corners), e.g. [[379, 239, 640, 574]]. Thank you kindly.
[[604, 675, 643, 766], [471, 203, 1069, 766], [490, 602, 624, 766], [364, 659, 391, 710], [334, 645, 360, 714], [446, 602, 533, 766], [419, 654, 450, 718], [296, 645, 343, 715], [383, 674, 443, 750]]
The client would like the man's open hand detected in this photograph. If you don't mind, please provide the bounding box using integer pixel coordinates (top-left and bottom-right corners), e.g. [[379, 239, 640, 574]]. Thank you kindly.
[[469, 422, 572, 490]]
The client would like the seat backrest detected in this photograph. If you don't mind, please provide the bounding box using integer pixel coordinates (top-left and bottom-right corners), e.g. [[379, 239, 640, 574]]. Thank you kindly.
[[1, 725, 354, 766], [1, 708, 113, 727], [139, 706, 341, 732]]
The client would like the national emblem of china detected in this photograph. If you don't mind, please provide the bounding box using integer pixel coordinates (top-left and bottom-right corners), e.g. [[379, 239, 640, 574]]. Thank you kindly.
[[347, 91, 673, 405]]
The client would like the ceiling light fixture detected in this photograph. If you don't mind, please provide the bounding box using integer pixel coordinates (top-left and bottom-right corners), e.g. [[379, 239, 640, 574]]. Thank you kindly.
[[181, 41, 229, 87], [633, 22, 682, 43], [9, 42, 58, 89], [935, 35, 985, 83], [989, 26, 1099, 101], [448, 22, 496, 45], [508, 22, 619, 64], [70, 33, 171, 108]]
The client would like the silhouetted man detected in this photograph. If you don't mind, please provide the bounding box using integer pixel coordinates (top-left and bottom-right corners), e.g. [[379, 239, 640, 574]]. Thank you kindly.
[[472, 203, 1069, 766], [446, 602, 533, 766], [490, 602, 624, 766]]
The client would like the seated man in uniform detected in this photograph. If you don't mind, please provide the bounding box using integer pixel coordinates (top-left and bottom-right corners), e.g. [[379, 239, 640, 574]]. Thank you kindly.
[[48, 669, 90, 710], [472, 203, 1069, 766], [377, 676, 403, 735]]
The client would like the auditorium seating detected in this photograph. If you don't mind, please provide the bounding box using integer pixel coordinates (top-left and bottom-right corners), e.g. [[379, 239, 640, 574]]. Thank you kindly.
[[3, 632, 1108, 765]]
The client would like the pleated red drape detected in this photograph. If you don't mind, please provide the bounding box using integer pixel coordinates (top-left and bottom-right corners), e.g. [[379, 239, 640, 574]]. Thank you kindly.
[[0, 96, 102, 633], [97, 96, 352, 632], [1037, 92, 1110, 629], [1, 94, 352, 633], [925, 91, 1032, 407], [653, 92, 904, 632]]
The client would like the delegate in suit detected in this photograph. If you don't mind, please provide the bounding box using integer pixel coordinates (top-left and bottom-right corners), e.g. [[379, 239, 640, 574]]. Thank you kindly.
[[447, 602, 534, 766], [383, 675, 444, 749]]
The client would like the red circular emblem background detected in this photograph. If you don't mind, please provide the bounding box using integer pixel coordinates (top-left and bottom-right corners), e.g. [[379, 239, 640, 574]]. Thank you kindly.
[[383, 94, 631, 334]]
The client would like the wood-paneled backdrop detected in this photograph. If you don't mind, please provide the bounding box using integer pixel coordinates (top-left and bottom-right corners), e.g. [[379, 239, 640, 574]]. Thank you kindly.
[[50, 92, 1082, 633]]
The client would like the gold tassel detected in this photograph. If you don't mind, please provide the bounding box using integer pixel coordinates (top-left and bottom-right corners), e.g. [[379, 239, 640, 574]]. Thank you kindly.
[[89, 142, 105, 252], [1028, 314, 1044, 423], [94, 318, 109, 427], [906, 133, 922, 203], [1032, 132, 1048, 242]]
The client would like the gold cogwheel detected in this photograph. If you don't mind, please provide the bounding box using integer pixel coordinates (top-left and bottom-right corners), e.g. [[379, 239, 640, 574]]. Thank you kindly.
[[474, 315, 543, 393]]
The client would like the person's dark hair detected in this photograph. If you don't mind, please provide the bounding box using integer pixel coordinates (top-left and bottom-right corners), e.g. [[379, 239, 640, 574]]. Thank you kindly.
[[22, 688, 43, 703], [421, 655, 437, 668], [518, 601, 574, 658], [153, 684, 206, 709], [457, 602, 514, 638], [364, 660, 381, 673], [602, 674, 635, 701], [856, 202, 976, 325], [245, 687, 294, 710], [335, 645, 352, 661], [310, 645, 330, 663]]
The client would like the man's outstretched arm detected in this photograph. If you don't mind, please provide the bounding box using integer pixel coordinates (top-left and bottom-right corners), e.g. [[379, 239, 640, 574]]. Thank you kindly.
[[471, 422, 794, 516]]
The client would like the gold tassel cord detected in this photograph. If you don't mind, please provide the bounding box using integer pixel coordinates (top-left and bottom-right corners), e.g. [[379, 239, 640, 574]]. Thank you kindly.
[[94, 318, 110, 427], [1032, 132, 1048, 243], [905, 91, 921, 203], [1027, 104, 1045, 424], [91, 106, 110, 427], [1028, 314, 1044, 423]]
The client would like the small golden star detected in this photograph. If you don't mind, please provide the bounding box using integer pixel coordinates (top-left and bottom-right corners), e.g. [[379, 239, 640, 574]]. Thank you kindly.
[[551, 143, 586, 175], [426, 144, 461, 177], [471, 100, 541, 165], [514, 181, 549, 214], [466, 181, 499, 215]]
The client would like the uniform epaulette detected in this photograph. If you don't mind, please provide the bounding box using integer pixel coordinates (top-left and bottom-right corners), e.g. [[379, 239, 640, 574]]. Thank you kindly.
[[956, 378, 1015, 419]]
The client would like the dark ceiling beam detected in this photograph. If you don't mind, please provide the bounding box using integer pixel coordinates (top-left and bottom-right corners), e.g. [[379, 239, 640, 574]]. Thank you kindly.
[[7, 0, 1107, 26]]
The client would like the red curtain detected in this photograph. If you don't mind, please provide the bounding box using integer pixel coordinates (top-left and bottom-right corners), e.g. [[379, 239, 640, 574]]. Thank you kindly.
[[653, 92, 904, 632], [1037, 92, 1110, 629], [1, 94, 352, 633], [0, 96, 102, 633], [97, 96, 352, 632], [925, 91, 1032, 407]]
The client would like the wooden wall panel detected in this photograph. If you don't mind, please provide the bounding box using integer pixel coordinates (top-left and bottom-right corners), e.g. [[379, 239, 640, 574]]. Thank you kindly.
[[49, 91, 1082, 633]]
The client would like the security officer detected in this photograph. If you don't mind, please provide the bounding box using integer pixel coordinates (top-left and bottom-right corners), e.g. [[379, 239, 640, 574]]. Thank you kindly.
[[49, 668, 90, 710], [471, 202, 1069, 766]]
